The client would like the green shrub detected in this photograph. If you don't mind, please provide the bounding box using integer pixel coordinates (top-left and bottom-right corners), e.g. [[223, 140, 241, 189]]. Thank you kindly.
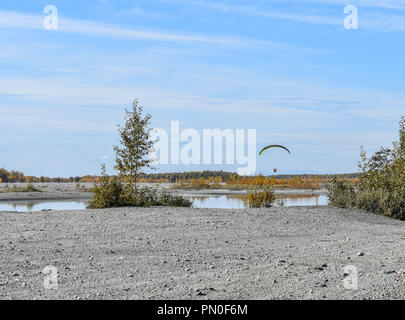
[[26, 183, 39, 192], [354, 189, 384, 214], [157, 190, 193, 207], [0, 183, 42, 193], [328, 116, 405, 220], [246, 185, 276, 208], [88, 165, 192, 209], [172, 178, 216, 190], [88, 100, 192, 209], [87, 165, 124, 209], [327, 177, 356, 208], [130, 187, 192, 207]]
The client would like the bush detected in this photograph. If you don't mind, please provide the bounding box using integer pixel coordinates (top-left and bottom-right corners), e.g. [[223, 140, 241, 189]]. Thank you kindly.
[[190, 178, 210, 189], [246, 185, 276, 208], [172, 177, 223, 190], [328, 117, 405, 220], [0, 183, 42, 193], [327, 177, 356, 208], [87, 166, 124, 209], [88, 165, 192, 209], [88, 100, 192, 209], [133, 187, 192, 207], [354, 188, 385, 214], [26, 183, 41, 192]]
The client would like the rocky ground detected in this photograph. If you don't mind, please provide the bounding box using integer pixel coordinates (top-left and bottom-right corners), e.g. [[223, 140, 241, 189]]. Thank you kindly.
[[1, 204, 405, 300], [0, 183, 93, 201]]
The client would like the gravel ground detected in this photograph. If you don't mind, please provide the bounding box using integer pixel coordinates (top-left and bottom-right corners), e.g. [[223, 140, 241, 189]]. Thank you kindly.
[[1, 205, 405, 300], [0, 183, 93, 201]]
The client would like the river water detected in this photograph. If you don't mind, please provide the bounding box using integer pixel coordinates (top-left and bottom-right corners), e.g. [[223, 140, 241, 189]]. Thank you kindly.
[[0, 194, 328, 212]]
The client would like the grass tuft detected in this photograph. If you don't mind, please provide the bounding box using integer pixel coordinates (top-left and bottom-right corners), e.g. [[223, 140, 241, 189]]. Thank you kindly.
[[0, 183, 42, 193]]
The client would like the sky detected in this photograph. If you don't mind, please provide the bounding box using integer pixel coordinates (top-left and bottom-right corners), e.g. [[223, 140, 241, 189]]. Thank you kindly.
[[0, 0, 404, 177]]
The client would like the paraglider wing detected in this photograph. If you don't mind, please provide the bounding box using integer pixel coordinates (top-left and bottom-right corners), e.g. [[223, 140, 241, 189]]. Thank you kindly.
[[259, 145, 291, 156]]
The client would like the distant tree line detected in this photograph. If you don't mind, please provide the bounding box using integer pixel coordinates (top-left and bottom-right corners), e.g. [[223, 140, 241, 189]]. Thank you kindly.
[[0, 168, 98, 183], [139, 170, 240, 183], [265, 173, 360, 180], [0, 167, 360, 184]]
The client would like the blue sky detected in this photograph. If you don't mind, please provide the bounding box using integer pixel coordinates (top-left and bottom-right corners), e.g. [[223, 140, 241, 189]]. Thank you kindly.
[[1, 0, 404, 177]]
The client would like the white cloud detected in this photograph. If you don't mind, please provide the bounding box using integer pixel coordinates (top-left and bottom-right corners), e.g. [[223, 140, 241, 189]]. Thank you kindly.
[[0, 9, 332, 55], [277, 0, 405, 10], [0, 9, 246, 46], [60, 17, 246, 45], [159, 0, 405, 31], [1, 74, 404, 123], [176, 0, 405, 11], [177, 0, 341, 25]]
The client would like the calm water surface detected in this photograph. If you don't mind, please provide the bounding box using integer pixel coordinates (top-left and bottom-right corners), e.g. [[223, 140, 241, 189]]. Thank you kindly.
[[0, 201, 87, 212], [0, 194, 328, 212], [189, 194, 328, 209]]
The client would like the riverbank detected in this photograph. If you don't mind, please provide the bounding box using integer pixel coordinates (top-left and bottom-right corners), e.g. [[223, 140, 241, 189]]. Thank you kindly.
[[1, 205, 404, 299], [0, 183, 326, 202]]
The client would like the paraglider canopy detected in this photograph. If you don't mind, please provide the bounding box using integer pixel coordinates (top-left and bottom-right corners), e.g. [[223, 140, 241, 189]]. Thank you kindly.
[[259, 145, 290, 156]]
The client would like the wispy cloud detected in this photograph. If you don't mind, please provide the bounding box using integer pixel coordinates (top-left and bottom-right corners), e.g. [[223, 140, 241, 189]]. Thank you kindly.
[[167, 0, 340, 25], [0, 8, 330, 59], [269, 0, 405, 10], [158, 0, 405, 31], [176, 0, 405, 11], [1, 74, 404, 121], [1, 2, 403, 176], [2, 8, 287, 47], [0, 9, 246, 46], [361, 12, 405, 31], [60, 17, 245, 45]]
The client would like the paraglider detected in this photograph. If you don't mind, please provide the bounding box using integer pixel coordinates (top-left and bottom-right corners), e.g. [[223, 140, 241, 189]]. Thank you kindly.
[[259, 145, 291, 156]]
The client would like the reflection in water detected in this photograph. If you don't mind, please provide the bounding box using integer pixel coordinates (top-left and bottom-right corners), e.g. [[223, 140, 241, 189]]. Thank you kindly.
[[277, 194, 328, 207], [189, 194, 328, 209], [191, 195, 246, 209], [0, 194, 328, 212], [0, 201, 87, 212]]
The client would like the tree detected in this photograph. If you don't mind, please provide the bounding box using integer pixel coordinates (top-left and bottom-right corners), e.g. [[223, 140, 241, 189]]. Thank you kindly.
[[0, 168, 9, 183], [114, 100, 155, 197], [399, 116, 405, 158], [88, 100, 192, 209], [329, 116, 405, 220]]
